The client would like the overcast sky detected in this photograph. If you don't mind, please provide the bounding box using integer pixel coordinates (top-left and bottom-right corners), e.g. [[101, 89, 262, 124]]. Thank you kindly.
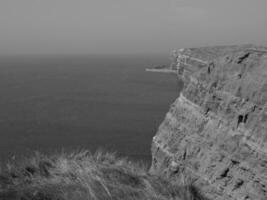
[[0, 0, 267, 55]]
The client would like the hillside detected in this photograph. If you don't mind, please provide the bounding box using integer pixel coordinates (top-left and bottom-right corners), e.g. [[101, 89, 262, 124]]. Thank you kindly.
[[0, 151, 204, 200]]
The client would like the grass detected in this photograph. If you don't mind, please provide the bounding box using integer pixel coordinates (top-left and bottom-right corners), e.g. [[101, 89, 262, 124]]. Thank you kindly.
[[0, 150, 204, 200]]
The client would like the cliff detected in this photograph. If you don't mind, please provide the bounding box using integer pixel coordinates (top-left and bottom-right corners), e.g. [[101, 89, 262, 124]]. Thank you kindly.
[[151, 45, 267, 200]]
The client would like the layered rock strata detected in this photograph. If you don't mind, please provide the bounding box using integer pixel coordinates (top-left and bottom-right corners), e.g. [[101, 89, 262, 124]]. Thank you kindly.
[[151, 45, 267, 200]]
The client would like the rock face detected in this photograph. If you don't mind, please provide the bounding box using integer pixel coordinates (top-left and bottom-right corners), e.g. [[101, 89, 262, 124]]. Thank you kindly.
[[150, 45, 267, 200]]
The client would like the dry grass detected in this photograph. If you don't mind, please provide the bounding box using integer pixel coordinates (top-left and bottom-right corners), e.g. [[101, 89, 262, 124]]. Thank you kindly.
[[0, 150, 203, 200]]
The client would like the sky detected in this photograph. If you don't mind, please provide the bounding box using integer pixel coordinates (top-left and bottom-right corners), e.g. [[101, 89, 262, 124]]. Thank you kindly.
[[0, 0, 267, 55]]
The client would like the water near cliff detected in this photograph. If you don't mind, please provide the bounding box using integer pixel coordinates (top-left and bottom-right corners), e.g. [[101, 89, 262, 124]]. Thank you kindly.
[[0, 54, 181, 163]]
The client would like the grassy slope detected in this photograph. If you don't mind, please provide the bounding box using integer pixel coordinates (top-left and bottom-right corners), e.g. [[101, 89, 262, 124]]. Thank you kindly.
[[0, 151, 202, 200]]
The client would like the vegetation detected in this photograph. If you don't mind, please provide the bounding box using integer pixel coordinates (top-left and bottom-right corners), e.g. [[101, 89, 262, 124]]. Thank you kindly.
[[0, 150, 202, 200]]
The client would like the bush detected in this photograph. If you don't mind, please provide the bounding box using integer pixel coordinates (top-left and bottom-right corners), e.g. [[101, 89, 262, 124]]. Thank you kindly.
[[0, 150, 204, 200]]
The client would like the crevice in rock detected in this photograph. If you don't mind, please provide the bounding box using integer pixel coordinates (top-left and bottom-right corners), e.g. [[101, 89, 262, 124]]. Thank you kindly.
[[183, 150, 187, 160], [237, 115, 243, 127], [231, 160, 240, 165], [237, 113, 248, 127], [244, 114, 248, 123], [232, 179, 244, 190], [237, 52, 250, 64], [220, 168, 230, 178]]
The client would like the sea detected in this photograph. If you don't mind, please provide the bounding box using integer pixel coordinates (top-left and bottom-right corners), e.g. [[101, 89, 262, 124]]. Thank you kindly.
[[0, 54, 182, 163]]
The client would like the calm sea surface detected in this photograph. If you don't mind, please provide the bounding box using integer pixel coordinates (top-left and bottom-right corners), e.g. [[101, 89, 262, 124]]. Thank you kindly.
[[0, 55, 182, 163]]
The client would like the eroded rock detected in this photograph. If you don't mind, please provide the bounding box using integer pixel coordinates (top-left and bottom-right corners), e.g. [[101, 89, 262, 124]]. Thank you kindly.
[[151, 45, 267, 200]]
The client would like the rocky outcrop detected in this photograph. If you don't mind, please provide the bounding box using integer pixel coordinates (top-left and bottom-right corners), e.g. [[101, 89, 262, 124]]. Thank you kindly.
[[151, 45, 267, 200]]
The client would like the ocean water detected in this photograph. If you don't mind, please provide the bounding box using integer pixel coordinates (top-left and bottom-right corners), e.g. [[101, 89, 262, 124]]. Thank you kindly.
[[0, 54, 182, 163]]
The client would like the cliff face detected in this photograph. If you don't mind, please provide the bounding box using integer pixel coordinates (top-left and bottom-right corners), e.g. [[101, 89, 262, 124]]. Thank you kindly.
[[151, 45, 267, 200]]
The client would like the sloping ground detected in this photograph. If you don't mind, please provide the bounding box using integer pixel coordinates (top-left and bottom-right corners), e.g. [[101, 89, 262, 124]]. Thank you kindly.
[[0, 151, 204, 200], [151, 46, 267, 200]]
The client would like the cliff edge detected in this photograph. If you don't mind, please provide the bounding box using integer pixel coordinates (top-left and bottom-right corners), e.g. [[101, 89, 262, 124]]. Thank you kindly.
[[151, 45, 267, 200]]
